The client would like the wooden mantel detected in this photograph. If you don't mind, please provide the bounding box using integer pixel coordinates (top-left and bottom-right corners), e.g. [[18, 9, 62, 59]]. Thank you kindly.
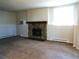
[[26, 21, 47, 24]]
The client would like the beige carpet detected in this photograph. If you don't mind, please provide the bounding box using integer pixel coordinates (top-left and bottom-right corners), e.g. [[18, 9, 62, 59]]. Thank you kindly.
[[0, 37, 79, 59]]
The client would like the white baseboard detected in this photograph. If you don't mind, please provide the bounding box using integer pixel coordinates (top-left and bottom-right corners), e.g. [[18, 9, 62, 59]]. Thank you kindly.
[[0, 34, 17, 39]]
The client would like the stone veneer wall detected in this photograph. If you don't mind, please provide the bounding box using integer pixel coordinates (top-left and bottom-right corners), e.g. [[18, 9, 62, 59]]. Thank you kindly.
[[27, 21, 47, 40]]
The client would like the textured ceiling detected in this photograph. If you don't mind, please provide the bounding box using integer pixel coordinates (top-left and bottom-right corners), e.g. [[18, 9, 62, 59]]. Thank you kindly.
[[0, 0, 78, 11]]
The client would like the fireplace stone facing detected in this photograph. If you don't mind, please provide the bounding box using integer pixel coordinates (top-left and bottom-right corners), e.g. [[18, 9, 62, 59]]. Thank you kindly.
[[27, 21, 47, 41]]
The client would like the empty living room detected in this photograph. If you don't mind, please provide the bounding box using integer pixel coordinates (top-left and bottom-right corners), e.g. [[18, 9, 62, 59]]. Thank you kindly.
[[0, 0, 79, 59]]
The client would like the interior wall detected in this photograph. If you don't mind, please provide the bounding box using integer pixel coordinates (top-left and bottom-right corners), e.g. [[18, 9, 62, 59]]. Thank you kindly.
[[16, 7, 74, 43], [73, 3, 79, 49], [47, 25, 74, 43], [0, 10, 17, 38], [16, 8, 48, 37], [47, 8, 74, 43], [76, 4, 79, 49], [26, 8, 48, 21], [16, 11, 28, 37]]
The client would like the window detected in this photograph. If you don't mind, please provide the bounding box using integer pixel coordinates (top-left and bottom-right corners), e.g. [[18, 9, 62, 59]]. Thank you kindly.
[[48, 5, 76, 26]]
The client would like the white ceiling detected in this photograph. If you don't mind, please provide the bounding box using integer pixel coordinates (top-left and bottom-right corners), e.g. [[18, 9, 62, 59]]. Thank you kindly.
[[0, 0, 78, 11]]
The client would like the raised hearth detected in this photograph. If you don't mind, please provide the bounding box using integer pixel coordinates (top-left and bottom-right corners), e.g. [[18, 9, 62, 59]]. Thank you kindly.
[[27, 21, 47, 41]]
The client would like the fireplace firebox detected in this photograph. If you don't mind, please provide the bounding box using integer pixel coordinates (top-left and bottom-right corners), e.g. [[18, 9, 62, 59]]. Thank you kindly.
[[32, 28, 42, 36]]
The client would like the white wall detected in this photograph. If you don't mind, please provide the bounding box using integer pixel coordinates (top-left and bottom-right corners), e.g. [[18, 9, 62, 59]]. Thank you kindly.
[[16, 8, 48, 37], [47, 8, 74, 43], [0, 10, 16, 38], [16, 7, 75, 43], [73, 3, 79, 49], [26, 8, 48, 21], [47, 25, 74, 43], [16, 11, 28, 37]]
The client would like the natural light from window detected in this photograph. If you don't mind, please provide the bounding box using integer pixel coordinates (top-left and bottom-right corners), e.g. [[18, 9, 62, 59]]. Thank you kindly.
[[49, 5, 76, 26]]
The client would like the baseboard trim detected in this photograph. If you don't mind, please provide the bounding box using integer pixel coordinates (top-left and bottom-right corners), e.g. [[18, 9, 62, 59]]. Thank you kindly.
[[0, 35, 19, 40], [20, 36, 46, 41], [47, 40, 73, 45]]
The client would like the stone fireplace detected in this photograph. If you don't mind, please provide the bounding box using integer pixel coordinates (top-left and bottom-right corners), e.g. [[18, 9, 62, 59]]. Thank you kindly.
[[27, 21, 47, 41]]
